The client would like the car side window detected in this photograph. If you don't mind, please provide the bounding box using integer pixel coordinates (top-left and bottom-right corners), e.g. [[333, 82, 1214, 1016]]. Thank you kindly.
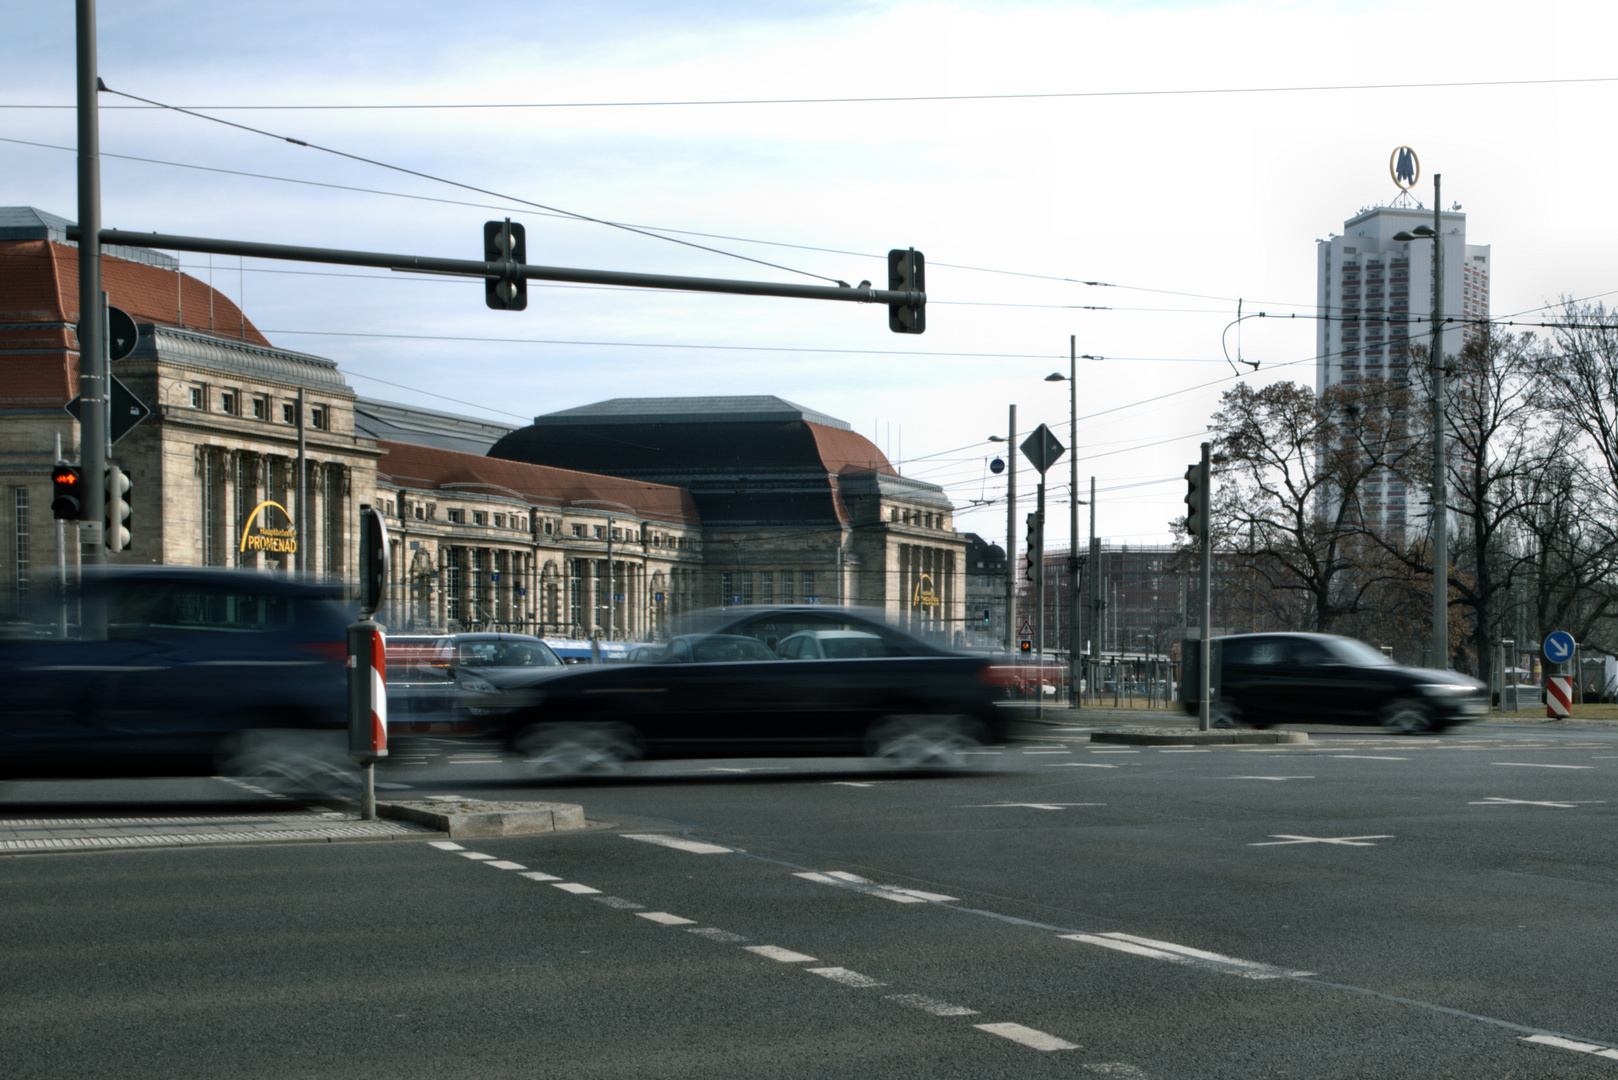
[[107, 582, 299, 638], [1224, 639, 1283, 666], [1287, 640, 1333, 666]]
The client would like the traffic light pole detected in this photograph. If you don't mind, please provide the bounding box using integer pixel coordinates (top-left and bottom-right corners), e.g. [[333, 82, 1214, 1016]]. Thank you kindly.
[[68, 228, 928, 313], [1034, 480, 1046, 722], [1198, 441, 1213, 732], [1004, 405, 1017, 657], [76, 0, 106, 575]]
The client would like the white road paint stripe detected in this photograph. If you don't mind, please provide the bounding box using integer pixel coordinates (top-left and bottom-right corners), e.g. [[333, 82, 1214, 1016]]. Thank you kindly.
[[1333, 755, 1409, 761], [1522, 1034, 1618, 1060], [1224, 775, 1314, 781], [962, 802, 1104, 810], [829, 782, 878, 787], [552, 882, 601, 894], [794, 871, 921, 902], [1061, 933, 1184, 961], [1471, 797, 1602, 808], [458, 851, 496, 860], [1061, 932, 1313, 979], [807, 966, 886, 988], [1251, 834, 1392, 847], [1089, 749, 1139, 753], [820, 870, 958, 902], [1023, 750, 1073, 755], [518, 871, 563, 882], [621, 833, 732, 854], [428, 841, 463, 850], [746, 945, 819, 963], [1492, 762, 1595, 769], [886, 993, 979, 1016], [1159, 749, 1211, 753], [590, 896, 644, 909], [687, 927, 748, 943], [1047, 763, 1118, 768], [637, 911, 697, 925], [485, 860, 526, 870], [1102, 933, 1315, 978], [1021, 745, 1067, 750], [973, 1022, 1078, 1051]]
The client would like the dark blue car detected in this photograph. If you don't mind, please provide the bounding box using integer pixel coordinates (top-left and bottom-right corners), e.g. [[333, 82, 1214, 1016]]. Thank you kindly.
[[0, 567, 354, 793]]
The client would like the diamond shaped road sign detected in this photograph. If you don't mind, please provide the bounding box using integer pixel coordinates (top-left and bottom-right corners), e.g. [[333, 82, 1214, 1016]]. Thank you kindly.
[[1019, 422, 1066, 475], [65, 374, 152, 446]]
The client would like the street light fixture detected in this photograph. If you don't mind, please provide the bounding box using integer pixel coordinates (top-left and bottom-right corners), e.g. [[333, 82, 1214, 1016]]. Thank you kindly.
[[1392, 173, 1448, 670]]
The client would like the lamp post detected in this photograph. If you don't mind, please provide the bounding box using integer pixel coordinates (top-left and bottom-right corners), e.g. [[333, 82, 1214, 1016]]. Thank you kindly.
[[1393, 173, 1447, 670], [1046, 341, 1101, 706], [989, 408, 1016, 656]]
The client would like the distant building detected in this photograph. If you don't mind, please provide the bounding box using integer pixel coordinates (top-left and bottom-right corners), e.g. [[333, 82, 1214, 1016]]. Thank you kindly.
[[961, 532, 1006, 649]]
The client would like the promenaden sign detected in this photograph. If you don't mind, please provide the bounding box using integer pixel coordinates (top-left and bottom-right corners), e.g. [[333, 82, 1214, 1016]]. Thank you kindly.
[[238, 500, 298, 554]]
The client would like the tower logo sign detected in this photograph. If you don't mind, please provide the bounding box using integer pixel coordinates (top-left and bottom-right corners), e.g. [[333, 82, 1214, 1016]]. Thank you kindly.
[[1390, 146, 1420, 190]]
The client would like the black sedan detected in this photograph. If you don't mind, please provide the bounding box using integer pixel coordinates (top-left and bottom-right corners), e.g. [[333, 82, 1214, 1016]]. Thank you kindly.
[[500, 607, 1015, 777], [1185, 632, 1489, 733]]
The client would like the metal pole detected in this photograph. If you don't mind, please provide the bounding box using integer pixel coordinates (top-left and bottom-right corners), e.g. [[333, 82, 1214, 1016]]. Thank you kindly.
[[1198, 442, 1213, 731], [1035, 480, 1046, 721], [296, 387, 306, 575], [1087, 477, 1097, 706], [605, 516, 614, 644], [1004, 405, 1017, 656], [1431, 173, 1448, 671], [1068, 336, 1080, 709], [75, 0, 106, 577]]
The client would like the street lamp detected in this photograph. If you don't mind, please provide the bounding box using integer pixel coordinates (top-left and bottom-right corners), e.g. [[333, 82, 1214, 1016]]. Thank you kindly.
[[1044, 342, 1103, 704], [1393, 173, 1448, 670]]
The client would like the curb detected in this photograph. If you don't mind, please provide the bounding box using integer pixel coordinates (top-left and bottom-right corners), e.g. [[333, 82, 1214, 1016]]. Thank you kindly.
[[376, 796, 586, 838], [1091, 729, 1309, 746]]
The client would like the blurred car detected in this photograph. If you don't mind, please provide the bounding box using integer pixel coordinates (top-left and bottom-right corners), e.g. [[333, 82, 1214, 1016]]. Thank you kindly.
[[1184, 632, 1488, 733], [0, 566, 353, 793], [386, 632, 568, 735], [500, 606, 1017, 777]]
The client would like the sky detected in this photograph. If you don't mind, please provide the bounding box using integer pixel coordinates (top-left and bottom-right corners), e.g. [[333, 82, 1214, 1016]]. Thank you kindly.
[[7, 0, 1618, 551]]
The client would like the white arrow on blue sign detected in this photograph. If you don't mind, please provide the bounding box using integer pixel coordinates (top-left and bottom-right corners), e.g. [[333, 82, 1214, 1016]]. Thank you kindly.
[[1543, 630, 1576, 664]]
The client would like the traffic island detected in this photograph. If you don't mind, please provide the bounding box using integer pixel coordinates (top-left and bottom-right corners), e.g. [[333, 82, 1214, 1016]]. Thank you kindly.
[[376, 796, 586, 838], [1091, 728, 1309, 746]]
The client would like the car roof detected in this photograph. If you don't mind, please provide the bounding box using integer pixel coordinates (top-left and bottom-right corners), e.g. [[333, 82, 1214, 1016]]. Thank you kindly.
[[79, 565, 346, 599], [784, 629, 881, 639]]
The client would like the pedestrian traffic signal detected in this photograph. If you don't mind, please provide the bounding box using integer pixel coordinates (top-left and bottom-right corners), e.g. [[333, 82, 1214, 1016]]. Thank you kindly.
[[982, 608, 991, 626], [1184, 463, 1207, 538], [887, 248, 925, 334], [484, 219, 527, 311], [1024, 511, 1043, 583], [104, 465, 131, 552], [50, 464, 82, 520], [1019, 639, 1031, 655]]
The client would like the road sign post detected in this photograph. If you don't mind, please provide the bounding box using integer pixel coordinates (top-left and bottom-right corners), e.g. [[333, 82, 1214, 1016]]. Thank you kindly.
[[348, 505, 390, 820], [1019, 424, 1066, 721]]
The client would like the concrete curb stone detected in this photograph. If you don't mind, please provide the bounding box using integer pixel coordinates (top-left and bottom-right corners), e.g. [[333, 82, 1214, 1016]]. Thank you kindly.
[[377, 796, 586, 838], [1090, 728, 1309, 746]]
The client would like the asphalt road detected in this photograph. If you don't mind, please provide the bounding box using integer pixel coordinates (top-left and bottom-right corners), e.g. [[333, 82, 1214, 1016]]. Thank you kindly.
[[6, 721, 1618, 1078]]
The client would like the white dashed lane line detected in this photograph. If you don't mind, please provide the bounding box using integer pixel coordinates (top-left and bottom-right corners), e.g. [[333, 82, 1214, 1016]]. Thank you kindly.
[[620, 833, 733, 854], [519, 871, 563, 882], [1522, 1035, 1618, 1061], [793, 870, 957, 903], [974, 1022, 1079, 1051], [1333, 755, 1409, 761], [1061, 932, 1315, 979], [1492, 762, 1595, 770], [636, 911, 697, 926], [746, 945, 819, 963], [1047, 762, 1119, 768], [887, 993, 979, 1017], [485, 860, 526, 870], [458, 851, 496, 860], [807, 966, 887, 989], [551, 882, 601, 894]]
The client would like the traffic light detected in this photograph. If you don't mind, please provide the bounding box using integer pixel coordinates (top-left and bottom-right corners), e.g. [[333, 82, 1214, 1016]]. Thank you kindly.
[[887, 248, 925, 334], [50, 464, 82, 520], [982, 608, 991, 626], [1019, 639, 1031, 656], [1184, 462, 1207, 538], [484, 219, 527, 311], [104, 465, 131, 552], [1024, 511, 1043, 583]]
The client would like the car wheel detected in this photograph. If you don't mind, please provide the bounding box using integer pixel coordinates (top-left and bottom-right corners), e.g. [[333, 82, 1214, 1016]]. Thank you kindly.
[[1381, 698, 1433, 735], [516, 722, 640, 780], [867, 715, 981, 770], [219, 729, 357, 799]]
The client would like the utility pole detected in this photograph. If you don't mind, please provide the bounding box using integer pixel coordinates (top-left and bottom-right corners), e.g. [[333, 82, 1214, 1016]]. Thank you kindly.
[[1087, 476, 1098, 706], [1197, 441, 1213, 731], [295, 387, 306, 576], [1068, 336, 1081, 709], [1004, 404, 1017, 656], [1430, 174, 1448, 670], [76, 0, 106, 581]]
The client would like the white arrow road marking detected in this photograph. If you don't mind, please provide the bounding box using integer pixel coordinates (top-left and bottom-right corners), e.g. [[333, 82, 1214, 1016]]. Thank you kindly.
[[973, 1022, 1078, 1051], [1251, 834, 1393, 846], [1224, 776, 1315, 781], [1470, 797, 1604, 808], [1522, 1035, 1618, 1061], [621, 834, 732, 854], [961, 802, 1105, 810], [1492, 762, 1595, 769], [1060, 932, 1316, 979]]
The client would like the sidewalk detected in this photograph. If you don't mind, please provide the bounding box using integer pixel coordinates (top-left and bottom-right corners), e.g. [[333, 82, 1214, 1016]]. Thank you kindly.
[[0, 806, 436, 855]]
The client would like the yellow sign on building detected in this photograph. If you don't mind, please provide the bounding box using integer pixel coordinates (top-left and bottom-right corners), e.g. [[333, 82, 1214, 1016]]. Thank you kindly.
[[239, 500, 298, 554], [913, 573, 940, 607]]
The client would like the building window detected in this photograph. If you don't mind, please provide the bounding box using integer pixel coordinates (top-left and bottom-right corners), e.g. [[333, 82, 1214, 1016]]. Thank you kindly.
[[781, 571, 795, 605], [282, 402, 295, 424], [543, 520, 553, 535], [220, 391, 237, 415], [721, 572, 734, 605], [413, 504, 425, 520], [761, 570, 773, 604], [473, 511, 487, 526], [569, 559, 584, 628], [323, 465, 344, 581], [493, 513, 505, 528], [13, 487, 29, 607], [802, 571, 815, 600], [447, 509, 465, 524], [310, 406, 327, 431], [190, 386, 205, 409], [740, 574, 754, 606], [594, 526, 606, 540], [252, 397, 268, 420], [573, 523, 586, 538]]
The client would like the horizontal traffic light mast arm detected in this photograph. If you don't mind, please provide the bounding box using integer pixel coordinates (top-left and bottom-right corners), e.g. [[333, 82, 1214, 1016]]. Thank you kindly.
[[76, 228, 925, 308]]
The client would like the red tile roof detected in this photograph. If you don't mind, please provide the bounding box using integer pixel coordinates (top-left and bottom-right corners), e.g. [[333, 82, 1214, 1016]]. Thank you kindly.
[[0, 239, 269, 408], [376, 440, 701, 525], [806, 421, 897, 476]]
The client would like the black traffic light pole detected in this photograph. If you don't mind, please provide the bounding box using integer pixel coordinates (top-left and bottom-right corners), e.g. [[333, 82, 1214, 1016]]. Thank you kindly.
[[67, 228, 928, 327], [76, 0, 106, 572]]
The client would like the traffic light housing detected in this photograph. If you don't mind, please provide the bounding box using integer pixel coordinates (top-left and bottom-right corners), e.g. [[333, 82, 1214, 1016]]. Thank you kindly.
[[1019, 639, 1031, 656], [982, 608, 991, 626], [484, 219, 527, 311], [887, 248, 925, 334], [1024, 511, 1043, 582], [104, 465, 131, 552], [51, 464, 82, 520], [1184, 463, 1207, 538]]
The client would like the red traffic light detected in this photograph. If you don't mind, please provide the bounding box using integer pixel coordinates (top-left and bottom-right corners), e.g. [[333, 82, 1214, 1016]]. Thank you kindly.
[[51, 465, 79, 486], [51, 464, 83, 520]]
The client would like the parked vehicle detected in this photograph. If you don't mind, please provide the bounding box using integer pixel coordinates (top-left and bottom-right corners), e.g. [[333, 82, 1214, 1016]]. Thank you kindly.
[[0, 567, 353, 793], [386, 632, 568, 735], [1184, 632, 1489, 733]]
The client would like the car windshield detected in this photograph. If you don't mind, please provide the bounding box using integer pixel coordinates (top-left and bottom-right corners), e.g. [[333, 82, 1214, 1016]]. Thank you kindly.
[[458, 640, 562, 668], [1326, 637, 1396, 667], [690, 635, 778, 663], [819, 632, 891, 659]]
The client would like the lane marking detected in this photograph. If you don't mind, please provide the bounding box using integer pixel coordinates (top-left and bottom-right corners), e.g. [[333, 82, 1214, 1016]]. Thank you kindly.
[[590, 896, 644, 909], [746, 945, 819, 963], [621, 833, 732, 855], [1492, 762, 1595, 770], [486, 860, 526, 870], [823, 870, 957, 901], [886, 992, 979, 1016], [961, 802, 1104, 810], [704, 766, 790, 773], [1046, 762, 1119, 768], [458, 851, 496, 860], [1060, 932, 1314, 979], [1251, 834, 1393, 847], [687, 927, 747, 943], [637, 911, 697, 925], [1470, 797, 1604, 808], [1024, 750, 1073, 755], [1224, 776, 1315, 781], [973, 1022, 1078, 1051], [829, 782, 878, 787], [551, 882, 601, 895], [807, 966, 886, 988], [1522, 1034, 1618, 1061], [518, 871, 563, 882], [1089, 749, 1139, 754], [1333, 755, 1409, 761], [1159, 749, 1211, 753], [1021, 745, 1067, 750], [427, 841, 463, 850], [793, 871, 957, 903]]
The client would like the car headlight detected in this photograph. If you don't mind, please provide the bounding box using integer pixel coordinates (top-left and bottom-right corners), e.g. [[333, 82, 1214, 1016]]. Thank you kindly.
[[459, 676, 499, 695], [1418, 683, 1475, 695]]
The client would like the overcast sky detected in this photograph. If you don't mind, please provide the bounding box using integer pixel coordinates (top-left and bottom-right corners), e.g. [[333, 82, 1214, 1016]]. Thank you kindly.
[[7, 0, 1618, 550]]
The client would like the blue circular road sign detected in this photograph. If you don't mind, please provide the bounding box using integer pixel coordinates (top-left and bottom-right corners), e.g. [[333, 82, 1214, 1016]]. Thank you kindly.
[[990, 457, 1005, 474], [1543, 630, 1576, 665]]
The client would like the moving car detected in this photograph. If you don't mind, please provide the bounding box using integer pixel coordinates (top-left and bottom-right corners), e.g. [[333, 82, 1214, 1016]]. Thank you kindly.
[[0, 567, 353, 792], [1184, 632, 1489, 733], [386, 632, 568, 735], [500, 606, 1016, 777]]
